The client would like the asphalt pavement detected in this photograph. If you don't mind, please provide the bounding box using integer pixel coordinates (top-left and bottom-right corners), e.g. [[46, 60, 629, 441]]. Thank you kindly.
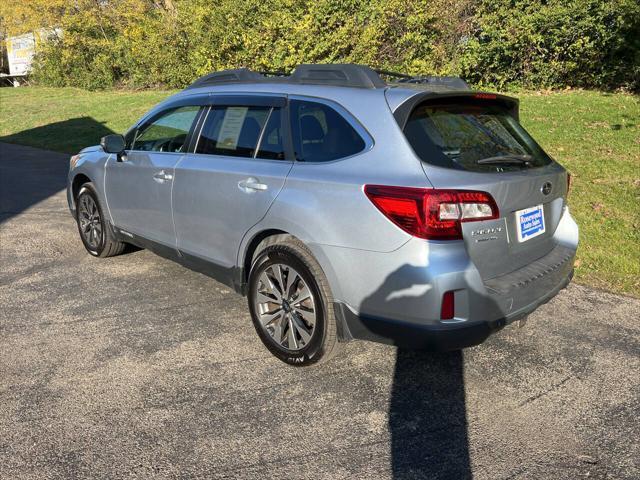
[[1, 142, 638, 479]]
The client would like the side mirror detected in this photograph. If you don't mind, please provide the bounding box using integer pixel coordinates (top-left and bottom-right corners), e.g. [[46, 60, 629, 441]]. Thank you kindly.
[[100, 134, 126, 154]]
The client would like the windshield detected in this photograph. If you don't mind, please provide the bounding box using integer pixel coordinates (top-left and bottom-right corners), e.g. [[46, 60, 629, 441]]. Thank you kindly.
[[404, 100, 553, 172]]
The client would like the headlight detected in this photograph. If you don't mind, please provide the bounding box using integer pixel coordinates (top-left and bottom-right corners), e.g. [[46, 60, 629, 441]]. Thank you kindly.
[[69, 154, 80, 168]]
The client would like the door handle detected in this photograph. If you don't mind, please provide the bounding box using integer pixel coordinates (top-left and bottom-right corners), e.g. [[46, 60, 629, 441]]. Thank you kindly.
[[153, 170, 173, 183], [238, 177, 268, 193]]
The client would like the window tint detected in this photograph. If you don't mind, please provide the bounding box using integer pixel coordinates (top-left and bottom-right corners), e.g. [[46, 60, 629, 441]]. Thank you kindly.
[[404, 101, 553, 172], [290, 100, 366, 162], [256, 108, 285, 160], [196, 106, 271, 158], [133, 106, 200, 153]]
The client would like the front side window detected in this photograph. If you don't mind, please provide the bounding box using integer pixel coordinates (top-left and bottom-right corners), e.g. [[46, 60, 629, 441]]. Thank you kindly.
[[290, 100, 366, 162], [133, 106, 200, 153], [197, 106, 276, 158], [404, 100, 553, 172]]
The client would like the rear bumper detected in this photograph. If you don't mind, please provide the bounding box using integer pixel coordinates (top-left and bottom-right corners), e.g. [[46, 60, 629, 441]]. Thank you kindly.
[[336, 268, 573, 350], [315, 206, 578, 349]]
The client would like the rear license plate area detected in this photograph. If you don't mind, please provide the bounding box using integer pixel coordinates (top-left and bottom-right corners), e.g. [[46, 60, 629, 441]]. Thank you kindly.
[[516, 205, 545, 242]]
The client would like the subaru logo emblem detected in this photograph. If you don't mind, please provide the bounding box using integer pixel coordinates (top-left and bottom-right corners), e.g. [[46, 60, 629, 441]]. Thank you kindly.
[[541, 181, 553, 195]]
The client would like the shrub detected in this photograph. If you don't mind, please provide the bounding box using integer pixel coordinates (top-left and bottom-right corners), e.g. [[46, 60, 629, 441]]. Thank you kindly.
[[459, 0, 640, 91], [2, 0, 638, 91]]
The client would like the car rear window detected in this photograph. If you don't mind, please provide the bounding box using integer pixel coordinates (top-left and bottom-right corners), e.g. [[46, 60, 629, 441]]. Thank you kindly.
[[404, 100, 553, 172]]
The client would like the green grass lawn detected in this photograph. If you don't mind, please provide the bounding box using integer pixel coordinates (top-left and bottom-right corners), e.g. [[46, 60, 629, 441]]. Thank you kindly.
[[0, 87, 176, 153], [518, 91, 639, 296], [1, 87, 638, 296]]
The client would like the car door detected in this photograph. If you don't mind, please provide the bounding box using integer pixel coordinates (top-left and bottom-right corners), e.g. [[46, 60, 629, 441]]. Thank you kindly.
[[172, 95, 293, 276], [105, 104, 202, 247]]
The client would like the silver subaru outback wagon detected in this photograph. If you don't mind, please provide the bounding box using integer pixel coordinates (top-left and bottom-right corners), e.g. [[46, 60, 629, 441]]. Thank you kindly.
[[67, 64, 578, 366]]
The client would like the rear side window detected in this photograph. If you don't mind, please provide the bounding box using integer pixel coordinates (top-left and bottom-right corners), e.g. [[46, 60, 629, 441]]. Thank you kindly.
[[133, 106, 200, 153], [290, 100, 366, 162], [197, 106, 274, 158], [404, 100, 553, 172], [256, 108, 285, 160]]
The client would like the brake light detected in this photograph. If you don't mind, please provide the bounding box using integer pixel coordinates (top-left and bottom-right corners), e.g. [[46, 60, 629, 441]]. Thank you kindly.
[[364, 185, 499, 240], [474, 93, 497, 100]]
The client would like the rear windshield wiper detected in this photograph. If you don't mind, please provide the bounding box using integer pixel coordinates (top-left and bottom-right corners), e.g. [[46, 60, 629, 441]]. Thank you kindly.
[[476, 154, 533, 166]]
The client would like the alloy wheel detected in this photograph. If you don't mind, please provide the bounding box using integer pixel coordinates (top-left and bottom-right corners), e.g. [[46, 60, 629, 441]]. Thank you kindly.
[[78, 194, 102, 250], [254, 263, 316, 351]]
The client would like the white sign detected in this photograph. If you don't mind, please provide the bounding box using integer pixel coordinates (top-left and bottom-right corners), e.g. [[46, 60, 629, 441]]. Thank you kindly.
[[5, 29, 62, 76], [6, 33, 36, 75], [217, 107, 248, 150]]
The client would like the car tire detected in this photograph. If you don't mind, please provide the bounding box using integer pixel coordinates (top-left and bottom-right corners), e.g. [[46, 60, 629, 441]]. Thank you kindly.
[[76, 182, 126, 258], [248, 235, 342, 366]]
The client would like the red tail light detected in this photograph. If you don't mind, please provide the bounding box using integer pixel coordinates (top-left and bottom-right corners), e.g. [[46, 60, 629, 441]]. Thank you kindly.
[[474, 93, 497, 100], [364, 185, 499, 240]]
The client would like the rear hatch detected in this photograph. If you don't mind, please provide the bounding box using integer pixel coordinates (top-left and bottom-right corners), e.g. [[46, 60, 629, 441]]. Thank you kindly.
[[395, 92, 569, 279]]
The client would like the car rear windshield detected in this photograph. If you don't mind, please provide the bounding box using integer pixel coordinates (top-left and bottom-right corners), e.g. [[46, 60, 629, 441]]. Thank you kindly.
[[404, 100, 553, 172]]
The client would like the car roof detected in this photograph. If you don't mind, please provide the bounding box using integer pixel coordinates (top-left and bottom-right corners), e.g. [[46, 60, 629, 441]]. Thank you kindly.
[[184, 64, 467, 95], [168, 64, 471, 114], [135, 65, 518, 135], [186, 64, 469, 90]]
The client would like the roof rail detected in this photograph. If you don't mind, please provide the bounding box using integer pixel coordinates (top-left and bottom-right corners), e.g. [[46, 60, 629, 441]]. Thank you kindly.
[[374, 69, 469, 90], [187, 68, 265, 89], [186, 64, 467, 90], [397, 75, 469, 90], [374, 69, 413, 81], [290, 64, 385, 88], [258, 70, 290, 77]]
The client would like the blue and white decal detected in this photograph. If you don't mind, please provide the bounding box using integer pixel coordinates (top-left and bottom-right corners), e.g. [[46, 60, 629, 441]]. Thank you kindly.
[[516, 205, 545, 242]]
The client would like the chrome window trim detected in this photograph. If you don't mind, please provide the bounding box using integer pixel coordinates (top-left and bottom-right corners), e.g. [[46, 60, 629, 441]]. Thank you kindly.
[[253, 107, 274, 159], [193, 106, 212, 155]]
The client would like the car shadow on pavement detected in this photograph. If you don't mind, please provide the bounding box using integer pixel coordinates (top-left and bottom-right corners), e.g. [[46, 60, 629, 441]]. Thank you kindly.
[[389, 349, 470, 479], [356, 261, 501, 479], [0, 117, 114, 225]]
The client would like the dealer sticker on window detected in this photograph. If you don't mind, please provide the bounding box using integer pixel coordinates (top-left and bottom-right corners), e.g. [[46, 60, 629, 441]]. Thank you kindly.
[[516, 204, 545, 242]]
